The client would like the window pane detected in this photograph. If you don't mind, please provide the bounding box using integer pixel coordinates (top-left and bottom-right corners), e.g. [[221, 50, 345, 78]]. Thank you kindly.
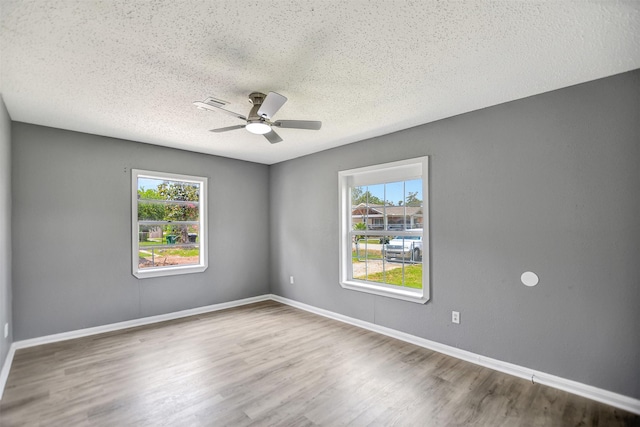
[[382, 262, 423, 289], [366, 184, 385, 206], [352, 185, 366, 206], [364, 184, 384, 232], [352, 239, 384, 283], [350, 233, 423, 289], [382, 236, 423, 289], [352, 241, 383, 282], [340, 157, 428, 302], [364, 248, 386, 284], [158, 181, 200, 202], [383, 181, 404, 231], [384, 181, 404, 208], [138, 224, 200, 270], [138, 247, 201, 269], [404, 179, 422, 206], [138, 200, 167, 221], [138, 202, 199, 221], [351, 179, 423, 289], [138, 177, 166, 194], [134, 169, 207, 278], [165, 201, 199, 222], [137, 177, 200, 222], [404, 178, 423, 230], [351, 186, 367, 232]]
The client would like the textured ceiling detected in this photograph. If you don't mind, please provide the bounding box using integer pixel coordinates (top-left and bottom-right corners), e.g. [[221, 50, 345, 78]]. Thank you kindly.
[[1, 1, 639, 165]]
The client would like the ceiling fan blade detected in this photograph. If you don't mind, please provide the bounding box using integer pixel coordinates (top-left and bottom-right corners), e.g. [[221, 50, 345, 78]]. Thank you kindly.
[[273, 120, 322, 130], [263, 130, 283, 144], [257, 92, 287, 119], [194, 101, 247, 121], [210, 125, 245, 133]]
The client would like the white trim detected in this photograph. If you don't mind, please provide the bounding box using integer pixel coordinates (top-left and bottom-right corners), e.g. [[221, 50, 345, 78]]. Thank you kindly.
[[132, 169, 208, 279], [0, 295, 269, 399], [270, 295, 640, 416], [338, 156, 430, 303], [133, 263, 208, 279], [0, 345, 16, 400], [340, 280, 428, 303], [340, 157, 423, 187], [14, 295, 269, 350], [1, 293, 638, 416]]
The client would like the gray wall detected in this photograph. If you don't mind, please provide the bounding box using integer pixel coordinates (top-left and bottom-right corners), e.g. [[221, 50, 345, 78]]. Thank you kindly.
[[6, 71, 640, 400], [270, 70, 640, 399], [12, 124, 270, 340], [0, 96, 12, 368]]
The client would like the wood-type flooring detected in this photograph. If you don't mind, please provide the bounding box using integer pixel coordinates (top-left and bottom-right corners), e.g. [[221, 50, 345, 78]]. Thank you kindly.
[[0, 300, 638, 426]]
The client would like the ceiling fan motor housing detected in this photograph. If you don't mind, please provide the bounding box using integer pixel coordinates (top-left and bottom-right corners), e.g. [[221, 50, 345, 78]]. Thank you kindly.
[[248, 92, 267, 118], [245, 92, 272, 134]]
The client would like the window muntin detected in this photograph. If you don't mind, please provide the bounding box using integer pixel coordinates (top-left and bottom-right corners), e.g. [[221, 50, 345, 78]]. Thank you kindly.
[[351, 181, 423, 289], [132, 170, 207, 278], [339, 157, 429, 303]]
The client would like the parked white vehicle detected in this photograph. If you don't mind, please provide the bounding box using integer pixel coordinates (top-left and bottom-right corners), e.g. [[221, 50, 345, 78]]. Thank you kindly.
[[383, 231, 423, 262]]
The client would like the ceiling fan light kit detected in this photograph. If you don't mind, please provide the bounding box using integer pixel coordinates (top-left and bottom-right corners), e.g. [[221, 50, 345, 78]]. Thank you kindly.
[[194, 91, 322, 144], [245, 121, 271, 135]]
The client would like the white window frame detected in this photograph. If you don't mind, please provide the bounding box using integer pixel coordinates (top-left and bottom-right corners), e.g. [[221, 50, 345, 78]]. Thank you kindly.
[[338, 157, 429, 303], [132, 169, 208, 279]]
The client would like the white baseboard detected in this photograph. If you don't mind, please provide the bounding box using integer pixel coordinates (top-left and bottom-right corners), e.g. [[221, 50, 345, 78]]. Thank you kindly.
[[270, 294, 640, 416], [0, 344, 16, 400], [0, 294, 270, 399], [1, 293, 638, 416]]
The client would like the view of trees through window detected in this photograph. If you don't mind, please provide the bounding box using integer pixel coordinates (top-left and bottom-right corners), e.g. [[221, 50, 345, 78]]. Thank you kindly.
[[350, 179, 424, 289], [339, 157, 429, 302], [137, 177, 201, 269]]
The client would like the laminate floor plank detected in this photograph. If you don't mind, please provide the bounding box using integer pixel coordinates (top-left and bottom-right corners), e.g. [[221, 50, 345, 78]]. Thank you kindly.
[[0, 301, 637, 426]]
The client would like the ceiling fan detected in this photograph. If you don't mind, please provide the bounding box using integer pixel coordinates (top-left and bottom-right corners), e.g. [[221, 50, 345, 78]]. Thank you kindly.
[[193, 92, 322, 144]]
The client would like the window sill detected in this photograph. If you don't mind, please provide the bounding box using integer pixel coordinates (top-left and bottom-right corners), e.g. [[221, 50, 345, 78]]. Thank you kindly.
[[133, 264, 207, 279], [340, 279, 429, 304]]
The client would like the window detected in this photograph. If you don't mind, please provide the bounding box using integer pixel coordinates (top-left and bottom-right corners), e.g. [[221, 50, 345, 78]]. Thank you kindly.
[[132, 169, 207, 278], [339, 157, 429, 303]]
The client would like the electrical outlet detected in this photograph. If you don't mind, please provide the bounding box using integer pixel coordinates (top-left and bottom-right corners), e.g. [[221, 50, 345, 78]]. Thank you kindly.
[[290, 276, 294, 285], [4, 323, 8, 338], [452, 311, 460, 324]]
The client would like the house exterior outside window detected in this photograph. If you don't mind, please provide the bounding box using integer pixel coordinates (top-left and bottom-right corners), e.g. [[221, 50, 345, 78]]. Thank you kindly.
[[132, 169, 208, 279], [339, 157, 429, 303]]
